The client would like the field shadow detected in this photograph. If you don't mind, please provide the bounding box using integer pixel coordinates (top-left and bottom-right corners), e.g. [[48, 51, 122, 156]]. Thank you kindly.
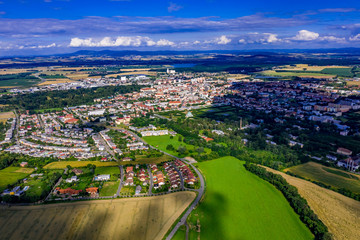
[[190, 191, 227, 239]]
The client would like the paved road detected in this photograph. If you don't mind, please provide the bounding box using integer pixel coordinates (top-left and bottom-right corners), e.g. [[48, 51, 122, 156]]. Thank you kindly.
[[171, 161, 185, 190], [97, 132, 115, 157], [37, 114, 45, 129], [147, 164, 154, 195], [114, 128, 205, 240], [115, 165, 124, 197], [166, 161, 205, 240]]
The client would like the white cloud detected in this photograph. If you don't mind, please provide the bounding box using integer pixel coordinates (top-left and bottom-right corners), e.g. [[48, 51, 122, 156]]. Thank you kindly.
[[319, 36, 346, 43], [168, 2, 183, 13], [238, 39, 246, 43], [349, 34, 360, 41], [37, 43, 57, 48], [263, 33, 279, 43], [69, 36, 175, 47], [193, 40, 201, 44], [292, 30, 319, 41], [156, 39, 175, 46], [215, 35, 231, 45]]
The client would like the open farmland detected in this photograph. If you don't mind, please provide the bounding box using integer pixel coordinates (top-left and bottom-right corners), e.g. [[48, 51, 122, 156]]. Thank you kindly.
[[43, 161, 118, 169], [279, 64, 349, 71], [0, 111, 15, 123], [0, 192, 196, 240], [38, 79, 75, 86], [265, 167, 360, 240], [285, 161, 360, 193], [0, 167, 34, 191], [186, 157, 312, 240], [260, 70, 335, 78]]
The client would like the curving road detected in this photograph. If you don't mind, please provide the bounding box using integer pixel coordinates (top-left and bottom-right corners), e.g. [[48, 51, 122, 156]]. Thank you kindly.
[[165, 161, 205, 240]]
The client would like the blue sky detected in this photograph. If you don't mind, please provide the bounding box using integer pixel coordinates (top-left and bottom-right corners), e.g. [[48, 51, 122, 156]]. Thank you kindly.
[[0, 0, 360, 55]]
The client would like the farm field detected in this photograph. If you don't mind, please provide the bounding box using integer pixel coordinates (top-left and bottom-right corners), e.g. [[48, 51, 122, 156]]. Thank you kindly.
[[0, 167, 34, 191], [265, 167, 360, 240], [38, 79, 75, 86], [260, 70, 335, 78], [347, 80, 360, 86], [279, 64, 349, 71], [0, 192, 196, 240], [0, 111, 15, 123], [143, 134, 212, 157], [43, 161, 118, 169], [285, 162, 360, 193], [187, 157, 312, 240]]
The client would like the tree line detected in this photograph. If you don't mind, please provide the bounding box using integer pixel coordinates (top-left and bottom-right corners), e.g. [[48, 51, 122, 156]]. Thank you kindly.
[[244, 163, 332, 240]]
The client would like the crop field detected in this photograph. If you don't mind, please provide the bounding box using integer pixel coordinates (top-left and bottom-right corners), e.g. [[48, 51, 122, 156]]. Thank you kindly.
[[260, 70, 335, 78], [347, 80, 360, 86], [285, 162, 360, 193], [265, 167, 360, 240], [280, 64, 349, 71], [0, 192, 195, 240], [0, 111, 15, 123], [0, 78, 41, 88], [0, 69, 33, 75], [320, 68, 354, 77], [0, 167, 34, 191], [38, 79, 75, 86], [143, 134, 211, 157], [43, 161, 118, 169], [186, 157, 312, 240]]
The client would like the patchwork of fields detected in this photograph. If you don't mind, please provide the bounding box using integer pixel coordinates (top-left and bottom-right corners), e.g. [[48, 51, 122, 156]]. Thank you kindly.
[[0, 192, 196, 240], [265, 166, 360, 240], [185, 157, 312, 240], [285, 161, 360, 193]]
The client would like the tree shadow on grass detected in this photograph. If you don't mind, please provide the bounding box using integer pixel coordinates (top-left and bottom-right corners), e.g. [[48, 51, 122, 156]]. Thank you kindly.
[[189, 192, 227, 240]]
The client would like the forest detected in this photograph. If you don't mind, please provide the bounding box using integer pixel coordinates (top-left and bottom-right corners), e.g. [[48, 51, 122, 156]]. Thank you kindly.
[[0, 85, 144, 110]]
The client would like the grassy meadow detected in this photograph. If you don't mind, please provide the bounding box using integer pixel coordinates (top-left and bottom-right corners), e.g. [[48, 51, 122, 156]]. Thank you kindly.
[[186, 156, 312, 240], [285, 161, 360, 193], [0, 167, 34, 191], [143, 134, 211, 157]]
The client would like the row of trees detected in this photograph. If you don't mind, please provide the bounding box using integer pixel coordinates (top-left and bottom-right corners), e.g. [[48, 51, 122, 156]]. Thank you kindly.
[[244, 163, 332, 240], [0, 85, 144, 110]]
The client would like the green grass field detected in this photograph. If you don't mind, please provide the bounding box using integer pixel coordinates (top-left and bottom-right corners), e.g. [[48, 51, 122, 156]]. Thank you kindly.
[[0, 167, 34, 191], [286, 161, 360, 193], [43, 161, 118, 169], [260, 70, 334, 78], [99, 181, 119, 196], [187, 157, 312, 240], [321, 68, 353, 77], [143, 134, 211, 157], [95, 167, 120, 181]]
